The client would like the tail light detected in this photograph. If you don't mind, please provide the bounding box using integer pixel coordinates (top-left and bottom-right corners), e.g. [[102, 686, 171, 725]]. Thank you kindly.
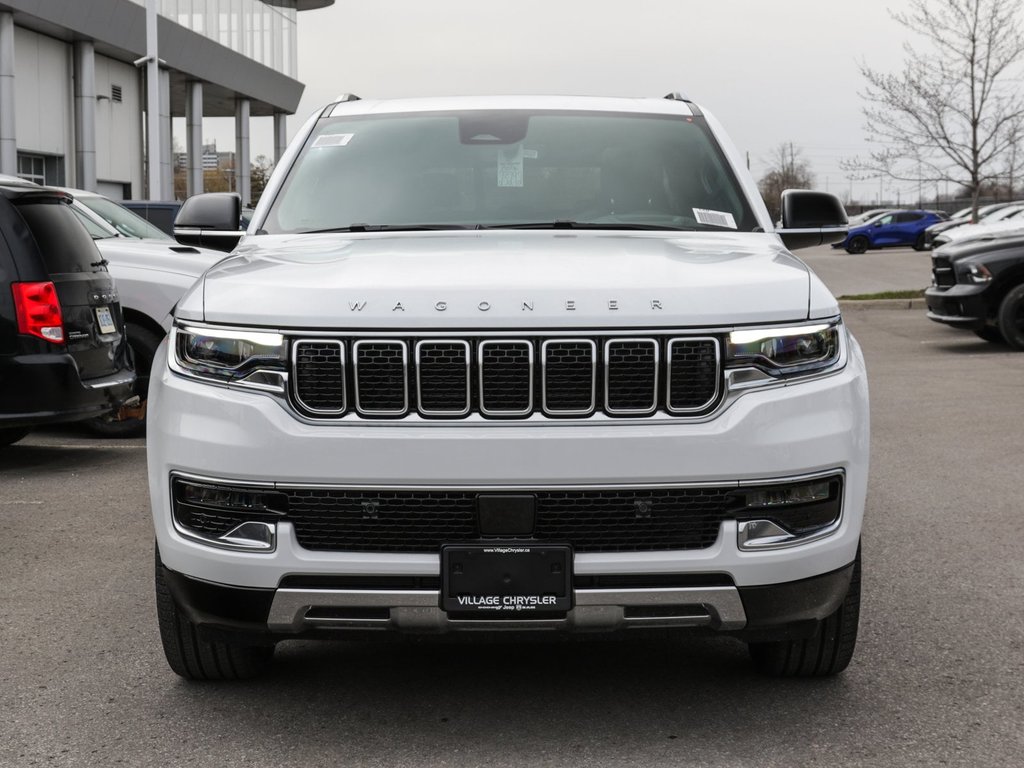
[[12, 282, 64, 343]]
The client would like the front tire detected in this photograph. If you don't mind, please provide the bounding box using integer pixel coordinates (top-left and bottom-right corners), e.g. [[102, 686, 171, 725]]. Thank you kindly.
[[748, 548, 861, 677], [997, 284, 1024, 350], [155, 549, 274, 681], [846, 236, 868, 254], [913, 233, 927, 251]]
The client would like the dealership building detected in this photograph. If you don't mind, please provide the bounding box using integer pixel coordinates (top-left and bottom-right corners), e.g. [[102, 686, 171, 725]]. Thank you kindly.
[[0, 0, 332, 203]]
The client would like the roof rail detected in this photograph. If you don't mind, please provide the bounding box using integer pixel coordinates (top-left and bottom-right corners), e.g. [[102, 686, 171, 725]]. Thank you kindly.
[[664, 92, 691, 103], [333, 93, 361, 103]]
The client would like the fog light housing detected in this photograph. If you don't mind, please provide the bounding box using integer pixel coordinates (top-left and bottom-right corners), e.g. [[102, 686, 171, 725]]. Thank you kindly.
[[172, 478, 287, 551], [735, 475, 843, 550]]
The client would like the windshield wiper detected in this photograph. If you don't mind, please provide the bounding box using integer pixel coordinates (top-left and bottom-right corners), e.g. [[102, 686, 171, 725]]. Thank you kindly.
[[300, 224, 472, 234], [481, 221, 695, 231]]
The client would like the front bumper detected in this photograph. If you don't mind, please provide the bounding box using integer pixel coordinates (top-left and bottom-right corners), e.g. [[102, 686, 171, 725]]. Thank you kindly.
[[148, 328, 869, 612], [925, 284, 989, 329]]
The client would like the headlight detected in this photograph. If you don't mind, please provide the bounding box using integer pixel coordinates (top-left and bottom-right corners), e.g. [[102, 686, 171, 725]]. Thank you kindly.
[[966, 264, 993, 283], [726, 320, 842, 377], [171, 324, 287, 391]]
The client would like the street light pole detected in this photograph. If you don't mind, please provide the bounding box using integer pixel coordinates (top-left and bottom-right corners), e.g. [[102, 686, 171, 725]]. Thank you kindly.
[[145, 0, 161, 199]]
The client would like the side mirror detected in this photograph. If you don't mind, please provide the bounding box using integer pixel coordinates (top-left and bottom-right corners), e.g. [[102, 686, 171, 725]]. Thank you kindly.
[[173, 193, 243, 253], [874, 221, 884, 228], [776, 190, 848, 250]]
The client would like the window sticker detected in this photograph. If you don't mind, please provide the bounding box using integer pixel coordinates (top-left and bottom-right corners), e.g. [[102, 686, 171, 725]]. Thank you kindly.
[[497, 146, 524, 188], [522, 149, 539, 159], [312, 133, 354, 148], [693, 208, 737, 229]]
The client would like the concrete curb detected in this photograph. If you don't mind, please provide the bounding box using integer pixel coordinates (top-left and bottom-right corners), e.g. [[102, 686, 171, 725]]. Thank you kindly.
[[838, 298, 927, 311]]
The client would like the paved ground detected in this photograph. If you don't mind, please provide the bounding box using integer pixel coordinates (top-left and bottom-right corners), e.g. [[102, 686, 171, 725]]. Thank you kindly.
[[1, 309, 1021, 767], [799, 243, 932, 297]]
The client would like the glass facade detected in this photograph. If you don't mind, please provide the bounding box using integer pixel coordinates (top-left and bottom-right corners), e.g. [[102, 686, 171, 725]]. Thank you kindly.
[[126, 0, 298, 78]]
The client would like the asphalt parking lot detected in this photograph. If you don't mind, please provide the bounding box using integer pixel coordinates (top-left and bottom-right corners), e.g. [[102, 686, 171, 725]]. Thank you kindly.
[[2, 268, 1023, 766]]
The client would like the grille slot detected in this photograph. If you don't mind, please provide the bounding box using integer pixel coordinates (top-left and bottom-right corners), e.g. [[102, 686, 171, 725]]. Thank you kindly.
[[416, 340, 470, 416], [478, 340, 533, 416], [932, 256, 956, 287], [353, 340, 408, 415], [284, 486, 736, 553], [542, 339, 596, 415], [667, 338, 720, 413], [605, 339, 659, 414], [293, 340, 346, 414]]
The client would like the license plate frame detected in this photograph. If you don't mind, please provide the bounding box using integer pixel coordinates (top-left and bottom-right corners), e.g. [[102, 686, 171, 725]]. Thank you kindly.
[[95, 306, 116, 335], [441, 543, 572, 616]]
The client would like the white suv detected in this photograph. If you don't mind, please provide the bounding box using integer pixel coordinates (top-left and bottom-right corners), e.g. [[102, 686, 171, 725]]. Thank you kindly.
[[148, 94, 867, 680]]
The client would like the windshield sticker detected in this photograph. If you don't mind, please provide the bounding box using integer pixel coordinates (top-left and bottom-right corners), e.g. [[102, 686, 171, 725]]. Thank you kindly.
[[497, 146, 524, 188], [312, 133, 354, 148], [523, 149, 539, 159], [693, 208, 737, 229]]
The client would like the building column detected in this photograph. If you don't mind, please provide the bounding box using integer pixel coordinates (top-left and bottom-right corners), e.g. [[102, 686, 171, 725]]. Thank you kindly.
[[185, 80, 203, 196], [159, 68, 172, 200], [273, 111, 288, 165], [0, 12, 16, 175], [73, 41, 97, 192], [235, 97, 250, 207]]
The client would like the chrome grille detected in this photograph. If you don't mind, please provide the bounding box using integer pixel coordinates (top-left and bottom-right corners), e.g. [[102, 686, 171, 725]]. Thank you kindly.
[[290, 333, 722, 420]]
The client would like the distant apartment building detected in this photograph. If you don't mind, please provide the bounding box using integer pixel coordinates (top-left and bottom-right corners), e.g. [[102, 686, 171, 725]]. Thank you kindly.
[[0, 0, 333, 202]]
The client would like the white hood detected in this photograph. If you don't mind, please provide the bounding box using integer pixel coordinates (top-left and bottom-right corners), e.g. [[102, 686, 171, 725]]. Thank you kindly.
[[180, 230, 820, 329]]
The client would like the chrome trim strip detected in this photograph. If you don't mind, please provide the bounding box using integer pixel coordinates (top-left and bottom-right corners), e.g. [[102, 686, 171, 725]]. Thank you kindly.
[[169, 468, 843, 493], [478, 339, 534, 417], [415, 339, 471, 417], [666, 336, 721, 414], [267, 586, 747, 632], [604, 338, 659, 416], [292, 339, 346, 415], [541, 338, 597, 416], [352, 339, 409, 416]]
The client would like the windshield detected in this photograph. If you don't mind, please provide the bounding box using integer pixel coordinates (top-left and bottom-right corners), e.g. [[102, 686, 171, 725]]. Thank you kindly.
[[262, 110, 757, 234], [70, 205, 118, 239], [78, 195, 172, 240]]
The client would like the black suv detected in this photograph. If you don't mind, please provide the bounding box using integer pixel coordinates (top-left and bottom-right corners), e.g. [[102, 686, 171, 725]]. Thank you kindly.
[[925, 234, 1024, 348], [0, 181, 135, 446]]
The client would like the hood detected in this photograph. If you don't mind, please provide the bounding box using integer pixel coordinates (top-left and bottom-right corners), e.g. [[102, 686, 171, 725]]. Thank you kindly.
[[96, 237, 226, 278], [182, 230, 819, 329], [937, 232, 1024, 262]]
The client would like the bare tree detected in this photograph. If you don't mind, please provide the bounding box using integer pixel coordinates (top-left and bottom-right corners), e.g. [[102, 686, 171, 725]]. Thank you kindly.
[[250, 155, 274, 206], [845, 0, 1024, 219], [758, 142, 815, 221]]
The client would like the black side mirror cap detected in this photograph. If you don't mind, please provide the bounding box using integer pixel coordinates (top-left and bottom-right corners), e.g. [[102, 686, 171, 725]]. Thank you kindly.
[[173, 193, 243, 253], [776, 189, 849, 250]]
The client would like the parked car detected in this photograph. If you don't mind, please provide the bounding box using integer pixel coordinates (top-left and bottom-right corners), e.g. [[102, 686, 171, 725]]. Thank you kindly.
[[926, 233, 1024, 348], [149, 93, 866, 681], [840, 209, 945, 253], [0, 179, 135, 446], [847, 208, 898, 227], [58, 189, 225, 436], [923, 202, 1021, 249], [120, 200, 182, 237], [930, 203, 1024, 248]]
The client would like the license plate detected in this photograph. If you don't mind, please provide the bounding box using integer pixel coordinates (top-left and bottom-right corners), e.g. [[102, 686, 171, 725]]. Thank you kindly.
[[441, 544, 572, 616], [95, 306, 116, 335]]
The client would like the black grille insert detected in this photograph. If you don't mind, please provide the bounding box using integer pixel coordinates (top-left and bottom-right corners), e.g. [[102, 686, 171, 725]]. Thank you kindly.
[[543, 340, 596, 414], [293, 340, 345, 413], [283, 485, 736, 553], [354, 340, 407, 414], [605, 339, 658, 413], [667, 339, 719, 412], [416, 341, 470, 415], [479, 340, 533, 415]]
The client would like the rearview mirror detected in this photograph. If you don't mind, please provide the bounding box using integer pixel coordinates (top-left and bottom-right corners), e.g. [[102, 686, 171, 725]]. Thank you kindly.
[[173, 192, 243, 252], [776, 190, 848, 250]]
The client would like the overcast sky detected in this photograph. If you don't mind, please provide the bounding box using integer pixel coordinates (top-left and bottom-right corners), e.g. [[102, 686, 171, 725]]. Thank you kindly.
[[213, 0, 958, 204]]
